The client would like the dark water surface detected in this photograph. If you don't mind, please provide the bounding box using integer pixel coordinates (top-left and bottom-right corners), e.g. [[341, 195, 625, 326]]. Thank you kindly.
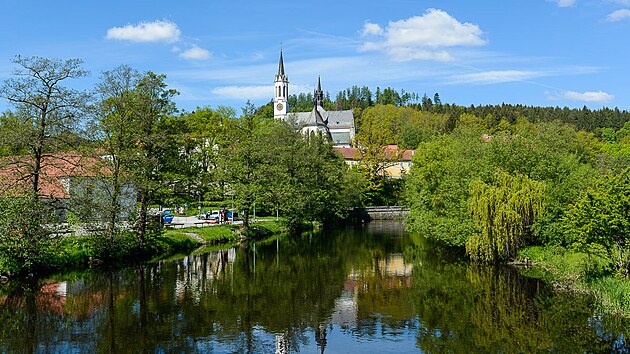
[[1, 221, 629, 353]]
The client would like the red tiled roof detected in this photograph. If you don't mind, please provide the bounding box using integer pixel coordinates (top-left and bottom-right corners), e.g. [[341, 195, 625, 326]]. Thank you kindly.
[[333, 145, 415, 161], [0, 153, 111, 199]]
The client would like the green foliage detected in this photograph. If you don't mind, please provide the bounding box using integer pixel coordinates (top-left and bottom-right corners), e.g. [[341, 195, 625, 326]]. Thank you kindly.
[[405, 121, 488, 246], [218, 112, 349, 230], [419, 102, 630, 133], [562, 168, 630, 277], [405, 117, 599, 258], [467, 172, 545, 262], [0, 198, 57, 275], [352, 104, 449, 205], [518, 246, 593, 284], [589, 277, 630, 316]]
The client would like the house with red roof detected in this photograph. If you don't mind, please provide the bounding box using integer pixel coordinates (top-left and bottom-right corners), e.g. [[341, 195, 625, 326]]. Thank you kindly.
[[333, 145, 415, 178], [0, 153, 135, 221]]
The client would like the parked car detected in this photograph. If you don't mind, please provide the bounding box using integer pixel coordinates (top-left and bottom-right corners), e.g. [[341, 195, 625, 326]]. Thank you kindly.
[[162, 211, 174, 224]]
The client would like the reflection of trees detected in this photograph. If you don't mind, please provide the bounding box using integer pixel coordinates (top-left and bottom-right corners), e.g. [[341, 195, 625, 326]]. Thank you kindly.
[[406, 233, 630, 353], [1, 223, 629, 353], [0, 224, 388, 352]]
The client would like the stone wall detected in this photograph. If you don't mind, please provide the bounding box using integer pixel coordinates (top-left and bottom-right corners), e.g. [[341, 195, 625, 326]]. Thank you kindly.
[[348, 206, 410, 222]]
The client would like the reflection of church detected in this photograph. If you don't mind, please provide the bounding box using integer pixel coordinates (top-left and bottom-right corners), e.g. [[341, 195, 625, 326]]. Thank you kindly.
[[273, 50, 355, 147]]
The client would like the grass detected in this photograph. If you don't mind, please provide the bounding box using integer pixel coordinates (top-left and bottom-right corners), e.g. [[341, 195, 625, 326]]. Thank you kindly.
[[164, 225, 239, 244], [518, 246, 599, 286], [1, 219, 291, 278], [163, 220, 290, 245], [517, 245, 630, 316], [250, 220, 287, 234], [588, 277, 630, 316], [153, 232, 200, 250]]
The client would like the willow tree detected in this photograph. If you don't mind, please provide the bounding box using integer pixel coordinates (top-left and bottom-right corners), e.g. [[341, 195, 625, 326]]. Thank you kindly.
[[466, 171, 545, 262]]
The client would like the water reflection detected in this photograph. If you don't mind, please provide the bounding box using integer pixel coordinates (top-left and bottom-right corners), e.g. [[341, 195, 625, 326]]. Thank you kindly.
[[0, 221, 629, 353]]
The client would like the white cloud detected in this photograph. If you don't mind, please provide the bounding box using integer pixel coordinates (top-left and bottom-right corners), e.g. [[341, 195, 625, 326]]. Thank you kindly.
[[607, 9, 630, 21], [180, 45, 212, 60], [361, 22, 384, 37], [562, 90, 614, 103], [453, 70, 545, 84], [106, 20, 181, 43], [359, 9, 486, 62], [555, 0, 576, 7], [387, 47, 454, 62]]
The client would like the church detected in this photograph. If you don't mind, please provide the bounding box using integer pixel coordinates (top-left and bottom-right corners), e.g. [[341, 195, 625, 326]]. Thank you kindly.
[[273, 50, 355, 147]]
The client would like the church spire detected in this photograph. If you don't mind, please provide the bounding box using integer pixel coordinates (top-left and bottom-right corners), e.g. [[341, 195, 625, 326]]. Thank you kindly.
[[275, 49, 288, 82], [278, 49, 285, 77], [314, 75, 324, 107]]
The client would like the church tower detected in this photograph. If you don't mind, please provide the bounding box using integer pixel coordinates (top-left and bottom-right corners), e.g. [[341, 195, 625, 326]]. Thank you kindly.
[[274, 49, 289, 118]]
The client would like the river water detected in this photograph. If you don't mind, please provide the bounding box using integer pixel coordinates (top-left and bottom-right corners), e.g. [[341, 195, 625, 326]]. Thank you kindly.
[[1, 221, 628, 353]]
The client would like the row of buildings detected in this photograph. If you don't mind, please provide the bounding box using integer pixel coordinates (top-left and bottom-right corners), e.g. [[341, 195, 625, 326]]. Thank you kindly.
[[272, 50, 414, 178]]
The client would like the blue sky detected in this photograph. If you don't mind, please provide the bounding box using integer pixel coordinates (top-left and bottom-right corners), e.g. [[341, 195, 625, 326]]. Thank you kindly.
[[1, 0, 630, 113]]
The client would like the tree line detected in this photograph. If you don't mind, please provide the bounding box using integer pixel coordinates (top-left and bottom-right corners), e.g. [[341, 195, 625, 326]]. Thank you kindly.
[[287, 84, 630, 136]]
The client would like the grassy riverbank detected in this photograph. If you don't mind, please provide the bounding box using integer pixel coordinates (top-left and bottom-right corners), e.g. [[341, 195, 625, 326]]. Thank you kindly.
[[518, 246, 630, 316], [0, 220, 290, 279]]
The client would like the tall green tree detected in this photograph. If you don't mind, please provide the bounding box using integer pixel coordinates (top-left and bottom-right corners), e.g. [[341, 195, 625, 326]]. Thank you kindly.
[[0, 56, 90, 273], [405, 117, 488, 246], [92, 65, 142, 251], [218, 104, 265, 229], [131, 72, 178, 247], [0, 56, 91, 201], [177, 106, 235, 203], [563, 169, 630, 277]]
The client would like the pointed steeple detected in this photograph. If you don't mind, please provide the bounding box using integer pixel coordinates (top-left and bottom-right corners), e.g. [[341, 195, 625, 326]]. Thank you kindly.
[[278, 49, 285, 76], [314, 75, 324, 107], [275, 49, 288, 82]]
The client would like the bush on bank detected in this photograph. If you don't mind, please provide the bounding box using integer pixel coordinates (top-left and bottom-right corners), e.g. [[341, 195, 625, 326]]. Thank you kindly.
[[0, 229, 201, 278], [0, 219, 293, 278], [518, 245, 630, 316]]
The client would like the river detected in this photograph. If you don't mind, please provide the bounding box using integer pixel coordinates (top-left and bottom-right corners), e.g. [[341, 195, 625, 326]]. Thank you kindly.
[[1, 221, 628, 353]]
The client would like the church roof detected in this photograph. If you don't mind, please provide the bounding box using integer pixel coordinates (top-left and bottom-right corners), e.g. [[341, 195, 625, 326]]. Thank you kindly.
[[294, 107, 354, 129], [304, 104, 328, 128]]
